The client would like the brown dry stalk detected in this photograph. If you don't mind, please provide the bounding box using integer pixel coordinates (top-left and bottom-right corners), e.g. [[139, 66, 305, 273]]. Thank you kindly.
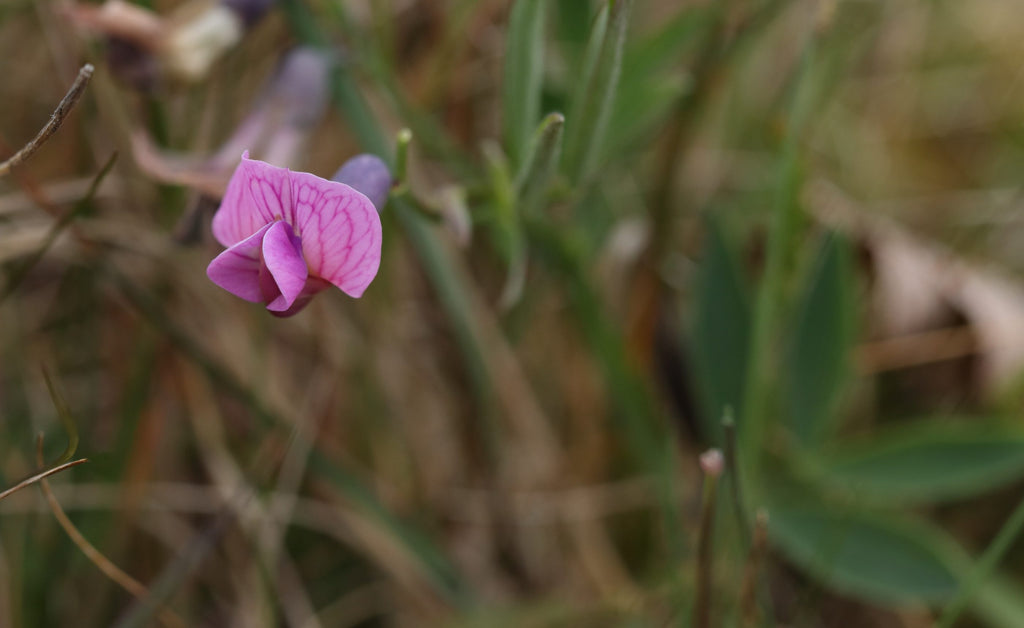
[[0, 458, 87, 502], [35, 439, 187, 628], [0, 64, 94, 177]]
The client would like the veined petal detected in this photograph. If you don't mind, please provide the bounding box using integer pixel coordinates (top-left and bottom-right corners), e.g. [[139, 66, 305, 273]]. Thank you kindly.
[[212, 152, 292, 247], [288, 169, 382, 298], [261, 220, 308, 312], [206, 222, 275, 301]]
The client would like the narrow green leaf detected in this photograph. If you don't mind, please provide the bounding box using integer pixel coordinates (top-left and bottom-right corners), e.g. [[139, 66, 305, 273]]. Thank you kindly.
[[555, 0, 593, 52], [690, 214, 750, 444], [768, 502, 959, 605], [485, 143, 518, 264], [939, 488, 1024, 627], [562, 0, 632, 183], [785, 233, 855, 444], [516, 112, 565, 214], [500, 112, 564, 309], [970, 576, 1024, 628], [606, 3, 711, 158], [741, 23, 829, 467], [503, 0, 546, 168], [817, 422, 1024, 504]]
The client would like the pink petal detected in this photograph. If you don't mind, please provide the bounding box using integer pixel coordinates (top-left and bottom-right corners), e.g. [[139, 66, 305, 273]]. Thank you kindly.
[[287, 169, 382, 298], [211, 152, 292, 247], [261, 220, 308, 312], [206, 222, 275, 302]]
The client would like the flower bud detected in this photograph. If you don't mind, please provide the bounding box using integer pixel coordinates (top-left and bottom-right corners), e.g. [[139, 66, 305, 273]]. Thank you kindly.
[[699, 449, 724, 477], [331, 155, 392, 213]]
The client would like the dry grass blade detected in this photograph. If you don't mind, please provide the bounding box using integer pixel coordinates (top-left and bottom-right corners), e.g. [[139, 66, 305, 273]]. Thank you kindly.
[[0, 64, 94, 176], [34, 438, 187, 628], [0, 457, 87, 502]]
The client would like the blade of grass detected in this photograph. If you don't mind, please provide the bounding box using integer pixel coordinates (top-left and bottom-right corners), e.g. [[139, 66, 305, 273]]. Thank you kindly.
[[0, 366, 88, 503], [937, 493, 1024, 627], [515, 112, 565, 215], [739, 27, 821, 480], [562, 0, 632, 184], [503, 0, 547, 168]]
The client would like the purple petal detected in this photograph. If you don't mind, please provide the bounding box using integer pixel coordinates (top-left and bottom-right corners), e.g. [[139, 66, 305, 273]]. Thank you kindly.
[[261, 220, 308, 312], [286, 170, 382, 298], [206, 222, 275, 302], [211, 152, 292, 247], [331, 154, 391, 212]]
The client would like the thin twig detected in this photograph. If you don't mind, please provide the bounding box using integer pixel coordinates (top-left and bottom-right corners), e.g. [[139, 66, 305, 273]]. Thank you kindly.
[[35, 438, 187, 628], [0, 64, 94, 177], [0, 458, 87, 502]]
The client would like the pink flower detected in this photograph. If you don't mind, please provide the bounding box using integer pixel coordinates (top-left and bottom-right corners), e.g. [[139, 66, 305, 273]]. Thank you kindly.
[[206, 152, 383, 317]]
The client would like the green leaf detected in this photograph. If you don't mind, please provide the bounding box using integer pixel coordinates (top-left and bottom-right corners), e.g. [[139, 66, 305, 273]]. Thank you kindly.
[[970, 576, 1024, 628], [562, 0, 633, 184], [785, 233, 855, 444], [768, 502, 959, 605], [516, 112, 565, 215], [503, 0, 546, 168], [816, 421, 1024, 504], [690, 214, 750, 444], [602, 6, 708, 156]]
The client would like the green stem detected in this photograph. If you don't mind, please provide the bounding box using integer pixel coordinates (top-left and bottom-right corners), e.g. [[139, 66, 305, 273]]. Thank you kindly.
[[694, 466, 720, 628], [937, 495, 1024, 627]]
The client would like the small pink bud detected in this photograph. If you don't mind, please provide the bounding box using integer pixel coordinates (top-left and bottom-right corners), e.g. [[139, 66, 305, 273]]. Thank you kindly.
[[699, 449, 724, 477]]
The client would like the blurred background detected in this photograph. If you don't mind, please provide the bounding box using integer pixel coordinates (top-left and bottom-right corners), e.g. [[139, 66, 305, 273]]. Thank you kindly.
[[3, 0, 1024, 626]]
